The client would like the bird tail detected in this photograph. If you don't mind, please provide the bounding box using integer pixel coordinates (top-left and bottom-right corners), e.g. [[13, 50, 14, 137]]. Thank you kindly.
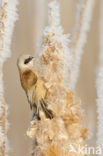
[[40, 99, 54, 119]]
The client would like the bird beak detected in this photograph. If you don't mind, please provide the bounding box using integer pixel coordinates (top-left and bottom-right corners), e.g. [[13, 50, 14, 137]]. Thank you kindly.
[[32, 57, 36, 61], [32, 57, 35, 60]]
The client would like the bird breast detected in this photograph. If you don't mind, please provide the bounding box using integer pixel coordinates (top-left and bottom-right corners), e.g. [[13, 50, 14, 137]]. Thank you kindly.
[[20, 69, 37, 91]]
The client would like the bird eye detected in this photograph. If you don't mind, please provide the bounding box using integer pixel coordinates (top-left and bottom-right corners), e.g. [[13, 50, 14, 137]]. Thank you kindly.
[[24, 57, 33, 64]]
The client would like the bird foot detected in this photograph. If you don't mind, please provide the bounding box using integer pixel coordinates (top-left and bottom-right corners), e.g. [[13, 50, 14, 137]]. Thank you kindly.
[[31, 113, 41, 121]]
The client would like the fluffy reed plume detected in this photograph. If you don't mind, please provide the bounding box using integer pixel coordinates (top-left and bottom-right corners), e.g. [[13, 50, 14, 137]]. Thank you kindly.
[[96, 0, 103, 152], [27, 1, 89, 156], [0, 0, 18, 155], [69, 0, 95, 90]]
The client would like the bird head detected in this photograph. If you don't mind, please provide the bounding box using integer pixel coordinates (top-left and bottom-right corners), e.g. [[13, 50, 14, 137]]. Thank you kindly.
[[17, 54, 35, 72]]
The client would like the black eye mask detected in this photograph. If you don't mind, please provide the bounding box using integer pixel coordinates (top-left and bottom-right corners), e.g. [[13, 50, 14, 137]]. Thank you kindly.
[[24, 57, 33, 64]]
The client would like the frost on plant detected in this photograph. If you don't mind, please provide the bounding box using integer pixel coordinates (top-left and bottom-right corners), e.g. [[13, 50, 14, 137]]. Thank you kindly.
[[69, 0, 95, 90], [35, 1, 72, 90], [96, 0, 103, 151], [0, 0, 18, 155], [27, 1, 89, 156]]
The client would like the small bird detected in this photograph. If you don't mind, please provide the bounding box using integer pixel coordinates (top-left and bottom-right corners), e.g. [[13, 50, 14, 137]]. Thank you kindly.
[[17, 54, 53, 120]]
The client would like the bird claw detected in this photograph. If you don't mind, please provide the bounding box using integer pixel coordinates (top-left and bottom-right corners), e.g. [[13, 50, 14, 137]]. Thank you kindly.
[[37, 114, 41, 120], [31, 112, 41, 121]]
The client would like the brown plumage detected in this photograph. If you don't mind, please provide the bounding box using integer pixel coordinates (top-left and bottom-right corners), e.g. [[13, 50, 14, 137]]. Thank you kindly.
[[17, 54, 53, 120], [20, 70, 37, 91]]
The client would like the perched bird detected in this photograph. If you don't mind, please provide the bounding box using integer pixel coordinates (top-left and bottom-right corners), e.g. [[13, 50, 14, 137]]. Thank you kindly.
[[17, 54, 53, 120]]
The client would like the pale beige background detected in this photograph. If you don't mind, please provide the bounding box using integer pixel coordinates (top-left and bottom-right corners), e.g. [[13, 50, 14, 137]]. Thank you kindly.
[[3, 0, 100, 155]]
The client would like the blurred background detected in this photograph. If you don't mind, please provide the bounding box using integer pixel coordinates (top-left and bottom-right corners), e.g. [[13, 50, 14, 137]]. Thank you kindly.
[[3, 0, 99, 155]]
